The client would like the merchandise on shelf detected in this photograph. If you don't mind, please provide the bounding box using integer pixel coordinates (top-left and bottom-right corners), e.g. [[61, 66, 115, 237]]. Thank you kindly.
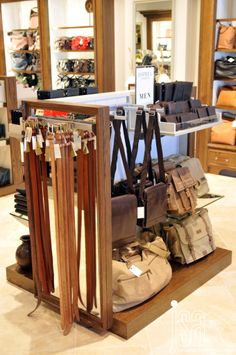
[[55, 35, 94, 51]]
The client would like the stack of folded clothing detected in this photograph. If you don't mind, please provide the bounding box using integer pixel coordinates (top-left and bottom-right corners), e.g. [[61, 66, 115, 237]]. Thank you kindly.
[[14, 188, 28, 216]]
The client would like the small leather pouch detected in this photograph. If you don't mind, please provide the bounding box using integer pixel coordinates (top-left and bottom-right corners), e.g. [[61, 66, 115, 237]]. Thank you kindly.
[[139, 182, 167, 228], [112, 194, 137, 248], [195, 107, 208, 118], [188, 99, 202, 109], [178, 112, 198, 129], [207, 106, 216, 116], [161, 114, 178, 123], [172, 81, 193, 101], [164, 82, 175, 101]]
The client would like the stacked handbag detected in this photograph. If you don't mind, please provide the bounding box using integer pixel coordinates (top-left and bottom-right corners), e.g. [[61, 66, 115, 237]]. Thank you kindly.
[[111, 108, 172, 312], [57, 59, 95, 73], [14, 188, 28, 216], [154, 81, 217, 130], [110, 107, 216, 312], [55, 36, 94, 51]]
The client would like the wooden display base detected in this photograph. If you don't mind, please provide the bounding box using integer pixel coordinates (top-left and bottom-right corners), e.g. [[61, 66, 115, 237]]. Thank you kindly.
[[6, 247, 232, 339], [112, 247, 232, 339]]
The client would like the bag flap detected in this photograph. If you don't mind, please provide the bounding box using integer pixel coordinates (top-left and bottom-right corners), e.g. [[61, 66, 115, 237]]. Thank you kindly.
[[174, 213, 209, 245], [181, 158, 207, 185], [170, 168, 185, 192], [112, 194, 137, 247], [177, 166, 196, 188]]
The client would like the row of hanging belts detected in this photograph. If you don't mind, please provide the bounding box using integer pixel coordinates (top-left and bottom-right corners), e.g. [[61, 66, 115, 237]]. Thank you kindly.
[[23, 116, 97, 335]]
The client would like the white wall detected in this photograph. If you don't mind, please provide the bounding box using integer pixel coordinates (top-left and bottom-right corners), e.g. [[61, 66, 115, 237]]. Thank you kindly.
[[114, 0, 201, 157], [114, 0, 200, 90]]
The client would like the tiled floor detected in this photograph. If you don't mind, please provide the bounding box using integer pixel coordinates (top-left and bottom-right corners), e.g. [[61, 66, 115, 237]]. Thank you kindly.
[[0, 174, 235, 355]]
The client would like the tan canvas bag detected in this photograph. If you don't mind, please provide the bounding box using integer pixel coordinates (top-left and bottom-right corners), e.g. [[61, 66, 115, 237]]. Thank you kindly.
[[180, 158, 209, 197], [112, 237, 172, 312], [164, 208, 216, 264], [166, 167, 197, 216]]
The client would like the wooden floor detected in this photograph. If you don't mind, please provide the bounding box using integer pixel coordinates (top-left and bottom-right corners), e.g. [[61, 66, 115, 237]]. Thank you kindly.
[[6, 247, 232, 339]]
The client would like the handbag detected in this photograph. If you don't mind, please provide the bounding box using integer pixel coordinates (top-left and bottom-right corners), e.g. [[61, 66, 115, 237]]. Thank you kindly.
[[0, 167, 10, 186], [131, 109, 167, 228], [71, 36, 93, 50], [112, 236, 172, 312], [164, 155, 209, 197], [153, 164, 197, 216], [29, 7, 38, 28], [217, 24, 236, 50], [55, 37, 72, 50], [215, 56, 236, 79], [216, 85, 236, 108], [111, 116, 137, 248], [179, 158, 209, 197], [10, 32, 28, 50], [163, 208, 216, 264], [211, 120, 236, 146], [11, 53, 28, 70]]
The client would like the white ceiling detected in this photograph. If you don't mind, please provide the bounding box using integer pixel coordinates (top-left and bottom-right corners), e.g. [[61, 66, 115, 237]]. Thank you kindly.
[[136, 0, 172, 12]]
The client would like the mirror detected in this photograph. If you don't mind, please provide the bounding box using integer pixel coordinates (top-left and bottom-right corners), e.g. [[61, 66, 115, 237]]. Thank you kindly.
[[135, 1, 172, 82]]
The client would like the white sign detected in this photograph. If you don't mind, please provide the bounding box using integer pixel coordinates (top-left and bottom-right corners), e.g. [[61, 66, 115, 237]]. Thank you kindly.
[[135, 66, 155, 105]]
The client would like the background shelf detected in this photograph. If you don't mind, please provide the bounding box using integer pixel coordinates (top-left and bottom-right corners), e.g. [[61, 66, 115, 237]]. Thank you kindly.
[[215, 49, 236, 52], [58, 25, 94, 29], [10, 49, 40, 53], [56, 49, 94, 53], [12, 69, 41, 74], [214, 77, 236, 81], [58, 71, 95, 75]]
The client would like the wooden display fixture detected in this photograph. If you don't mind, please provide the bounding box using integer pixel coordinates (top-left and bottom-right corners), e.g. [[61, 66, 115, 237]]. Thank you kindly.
[[0, 75, 23, 197], [6, 247, 232, 339]]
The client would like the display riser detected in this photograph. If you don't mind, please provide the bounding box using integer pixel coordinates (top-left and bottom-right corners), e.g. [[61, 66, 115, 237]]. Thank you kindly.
[[6, 247, 232, 339]]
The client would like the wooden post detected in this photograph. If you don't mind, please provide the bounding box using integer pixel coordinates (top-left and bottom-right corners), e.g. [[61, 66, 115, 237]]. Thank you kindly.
[[196, 0, 217, 170], [94, 0, 115, 92]]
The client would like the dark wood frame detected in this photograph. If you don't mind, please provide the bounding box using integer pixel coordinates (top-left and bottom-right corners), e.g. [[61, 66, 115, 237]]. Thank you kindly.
[[0, 75, 23, 196], [21, 98, 113, 331], [140, 10, 172, 50]]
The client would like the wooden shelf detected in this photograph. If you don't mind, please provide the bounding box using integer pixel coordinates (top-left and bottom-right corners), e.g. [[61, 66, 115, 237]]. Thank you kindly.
[[0, 182, 24, 197], [56, 49, 94, 53], [216, 18, 236, 22], [112, 247, 232, 339], [58, 26, 94, 29], [58, 71, 95, 76], [8, 28, 39, 33], [10, 49, 40, 53], [216, 105, 236, 110], [215, 49, 236, 52], [6, 247, 232, 339], [208, 142, 236, 152], [12, 69, 41, 74], [214, 77, 236, 81]]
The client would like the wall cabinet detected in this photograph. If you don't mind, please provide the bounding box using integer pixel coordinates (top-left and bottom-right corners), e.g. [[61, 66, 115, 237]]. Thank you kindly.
[[197, 0, 236, 172]]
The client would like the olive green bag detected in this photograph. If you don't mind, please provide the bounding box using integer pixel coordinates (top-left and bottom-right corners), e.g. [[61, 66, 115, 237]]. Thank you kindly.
[[164, 208, 216, 264]]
